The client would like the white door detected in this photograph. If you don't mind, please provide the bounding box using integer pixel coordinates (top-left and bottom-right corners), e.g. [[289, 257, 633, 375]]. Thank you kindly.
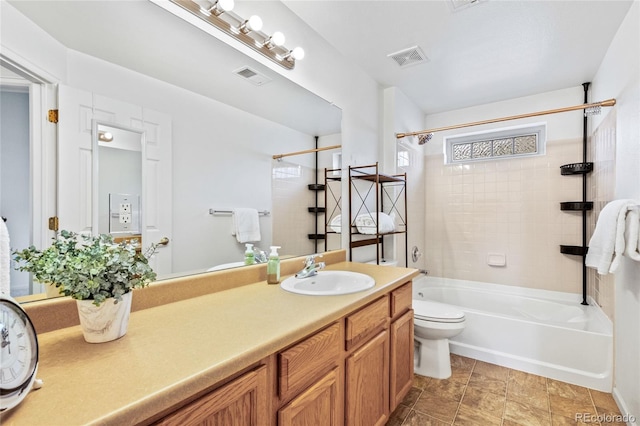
[[57, 85, 172, 275], [57, 84, 94, 235], [140, 108, 172, 276]]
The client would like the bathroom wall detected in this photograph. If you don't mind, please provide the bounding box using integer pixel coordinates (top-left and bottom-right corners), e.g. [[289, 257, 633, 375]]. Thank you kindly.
[[590, 1, 640, 420], [382, 87, 426, 269], [423, 87, 585, 294]]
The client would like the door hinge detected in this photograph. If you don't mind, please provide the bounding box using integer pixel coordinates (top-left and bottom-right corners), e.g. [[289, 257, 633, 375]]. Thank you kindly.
[[48, 109, 59, 123], [48, 216, 59, 231]]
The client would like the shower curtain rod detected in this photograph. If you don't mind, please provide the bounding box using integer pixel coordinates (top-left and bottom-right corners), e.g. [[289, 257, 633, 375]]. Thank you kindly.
[[396, 98, 617, 140], [272, 144, 341, 160]]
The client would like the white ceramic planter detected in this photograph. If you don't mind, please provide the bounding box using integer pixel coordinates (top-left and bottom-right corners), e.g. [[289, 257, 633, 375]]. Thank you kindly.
[[45, 283, 60, 298], [76, 292, 132, 343]]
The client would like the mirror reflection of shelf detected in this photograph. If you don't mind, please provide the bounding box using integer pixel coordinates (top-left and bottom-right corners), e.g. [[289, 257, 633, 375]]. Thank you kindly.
[[560, 202, 594, 211]]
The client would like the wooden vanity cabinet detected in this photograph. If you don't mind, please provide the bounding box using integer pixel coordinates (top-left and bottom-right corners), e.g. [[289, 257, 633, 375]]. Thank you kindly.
[[158, 282, 414, 426], [389, 283, 414, 409], [345, 330, 390, 425], [155, 365, 268, 426], [276, 322, 343, 425], [344, 295, 391, 425], [278, 368, 341, 426]]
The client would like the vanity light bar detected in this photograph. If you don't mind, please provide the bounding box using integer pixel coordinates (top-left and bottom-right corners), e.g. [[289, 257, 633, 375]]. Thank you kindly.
[[170, 0, 302, 70]]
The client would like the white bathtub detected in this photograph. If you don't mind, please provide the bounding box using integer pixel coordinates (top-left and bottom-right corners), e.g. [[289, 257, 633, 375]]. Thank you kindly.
[[413, 276, 613, 392]]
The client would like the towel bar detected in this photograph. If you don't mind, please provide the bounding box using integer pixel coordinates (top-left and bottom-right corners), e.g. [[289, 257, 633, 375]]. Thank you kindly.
[[209, 209, 270, 216]]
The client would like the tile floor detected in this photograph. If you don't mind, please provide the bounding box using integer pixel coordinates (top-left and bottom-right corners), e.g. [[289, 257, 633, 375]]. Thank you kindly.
[[387, 354, 625, 426]]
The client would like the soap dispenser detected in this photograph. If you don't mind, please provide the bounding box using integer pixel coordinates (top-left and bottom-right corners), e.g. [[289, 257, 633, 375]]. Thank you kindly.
[[267, 246, 281, 284], [244, 243, 255, 265]]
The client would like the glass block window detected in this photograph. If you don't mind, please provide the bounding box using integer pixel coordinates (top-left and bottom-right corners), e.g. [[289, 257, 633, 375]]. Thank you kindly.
[[444, 123, 546, 164]]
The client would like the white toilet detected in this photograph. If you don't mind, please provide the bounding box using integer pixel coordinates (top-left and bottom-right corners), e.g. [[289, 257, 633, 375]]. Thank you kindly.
[[413, 299, 466, 379]]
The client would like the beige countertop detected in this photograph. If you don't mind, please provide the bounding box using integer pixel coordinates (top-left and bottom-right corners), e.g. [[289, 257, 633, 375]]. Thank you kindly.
[[1, 260, 418, 426]]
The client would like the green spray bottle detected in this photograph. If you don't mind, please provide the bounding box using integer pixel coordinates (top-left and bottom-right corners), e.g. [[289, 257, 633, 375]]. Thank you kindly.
[[267, 246, 281, 284]]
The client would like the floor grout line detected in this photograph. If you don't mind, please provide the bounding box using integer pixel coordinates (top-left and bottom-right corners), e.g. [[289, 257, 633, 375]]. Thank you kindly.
[[392, 355, 622, 426]]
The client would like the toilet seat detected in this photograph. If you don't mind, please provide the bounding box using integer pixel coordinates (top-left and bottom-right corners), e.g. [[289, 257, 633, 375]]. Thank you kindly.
[[413, 299, 465, 323]]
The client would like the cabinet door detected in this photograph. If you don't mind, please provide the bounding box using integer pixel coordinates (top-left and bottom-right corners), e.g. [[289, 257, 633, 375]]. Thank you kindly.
[[390, 309, 414, 410], [278, 368, 341, 426], [345, 330, 389, 426], [156, 366, 268, 426]]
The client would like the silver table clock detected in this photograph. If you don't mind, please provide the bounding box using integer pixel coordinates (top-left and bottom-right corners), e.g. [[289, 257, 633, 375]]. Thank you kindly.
[[0, 294, 42, 412]]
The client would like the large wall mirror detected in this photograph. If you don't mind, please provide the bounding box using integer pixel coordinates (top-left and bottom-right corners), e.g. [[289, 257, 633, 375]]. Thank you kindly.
[[1, 0, 342, 300]]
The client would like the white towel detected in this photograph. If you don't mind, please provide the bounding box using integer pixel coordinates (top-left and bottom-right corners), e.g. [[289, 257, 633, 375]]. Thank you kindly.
[[354, 213, 396, 234], [586, 199, 638, 274], [330, 214, 342, 233], [624, 207, 640, 261], [232, 208, 261, 243], [0, 219, 10, 295]]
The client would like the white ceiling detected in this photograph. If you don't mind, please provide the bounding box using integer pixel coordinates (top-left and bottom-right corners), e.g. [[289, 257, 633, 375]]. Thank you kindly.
[[284, 0, 633, 114], [7, 0, 634, 123]]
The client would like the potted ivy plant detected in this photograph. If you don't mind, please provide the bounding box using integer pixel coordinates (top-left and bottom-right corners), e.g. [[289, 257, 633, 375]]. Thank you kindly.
[[13, 230, 158, 343]]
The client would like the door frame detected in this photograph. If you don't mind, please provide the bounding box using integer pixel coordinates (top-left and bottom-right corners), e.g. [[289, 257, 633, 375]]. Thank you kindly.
[[1, 53, 58, 293]]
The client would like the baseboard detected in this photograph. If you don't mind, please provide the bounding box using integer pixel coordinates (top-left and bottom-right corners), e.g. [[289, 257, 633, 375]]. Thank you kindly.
[[612, 386, 638, 426]]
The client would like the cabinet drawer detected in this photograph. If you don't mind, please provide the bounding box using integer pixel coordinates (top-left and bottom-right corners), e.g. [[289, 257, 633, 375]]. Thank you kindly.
[[345, 296, 389, 350], [278, 368, 341, 426], [279, 322, 341, 400], [390, 282, 412, 319]]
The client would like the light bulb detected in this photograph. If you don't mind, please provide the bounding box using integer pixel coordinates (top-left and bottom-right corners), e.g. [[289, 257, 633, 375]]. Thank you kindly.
[[263, 31, 286, 49], [216, 0, 234, 12], [291, 47, 305, 60], [239, 15, 263, 33], [200, 0, 233, 16], [98, 132, 113, 142], [271, 31, 285, 47]]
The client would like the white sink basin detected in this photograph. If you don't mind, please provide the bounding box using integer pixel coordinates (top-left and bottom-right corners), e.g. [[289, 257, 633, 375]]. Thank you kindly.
[[280, 270, 375, 296], [207, 261, 246, 272]]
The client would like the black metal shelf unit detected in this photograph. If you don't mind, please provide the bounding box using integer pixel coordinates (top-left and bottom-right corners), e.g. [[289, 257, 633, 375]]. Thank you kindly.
[[307, 185, 325, 246], [559, 82, 593, 305], [307, 137, 325, 250]]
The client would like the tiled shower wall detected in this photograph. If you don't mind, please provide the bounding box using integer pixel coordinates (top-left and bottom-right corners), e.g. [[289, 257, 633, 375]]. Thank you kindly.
[[587, 110, 617, 321], [272, 161, 316, 257], [424, 138, 586, 294]]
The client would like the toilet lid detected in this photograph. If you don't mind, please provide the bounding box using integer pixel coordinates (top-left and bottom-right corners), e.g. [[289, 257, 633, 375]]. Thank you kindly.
[[413, 299, 465, 322]]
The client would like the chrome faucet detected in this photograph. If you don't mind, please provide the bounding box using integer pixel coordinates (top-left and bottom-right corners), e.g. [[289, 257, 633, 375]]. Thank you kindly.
[[295, 254, 325, 278], [253, 247, 267, 264]]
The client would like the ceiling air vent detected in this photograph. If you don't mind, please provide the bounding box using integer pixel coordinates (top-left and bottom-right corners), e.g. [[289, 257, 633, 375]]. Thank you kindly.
[[387, 46, 429, 68], [233, 66, 272, 86]]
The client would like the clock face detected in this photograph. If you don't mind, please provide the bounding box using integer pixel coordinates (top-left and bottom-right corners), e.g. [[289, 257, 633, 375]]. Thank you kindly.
[[0, 297, 38, 410]]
